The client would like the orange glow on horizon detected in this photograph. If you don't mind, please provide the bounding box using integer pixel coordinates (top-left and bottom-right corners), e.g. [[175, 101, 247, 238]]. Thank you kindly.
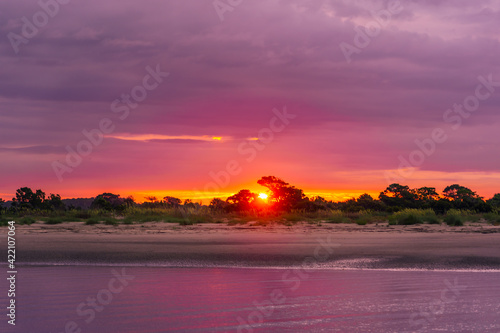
[[2, 170, 499, 203]]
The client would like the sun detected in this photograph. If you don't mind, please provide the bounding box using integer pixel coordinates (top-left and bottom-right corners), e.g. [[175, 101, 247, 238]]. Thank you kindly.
[[258, 193, 268, 200]]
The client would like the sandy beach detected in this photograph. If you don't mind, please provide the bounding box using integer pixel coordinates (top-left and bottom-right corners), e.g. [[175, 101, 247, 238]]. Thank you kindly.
[[7, 221, 500, 270]]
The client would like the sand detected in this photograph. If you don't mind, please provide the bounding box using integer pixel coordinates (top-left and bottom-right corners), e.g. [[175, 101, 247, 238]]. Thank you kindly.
[[5, 221, 500, 270]]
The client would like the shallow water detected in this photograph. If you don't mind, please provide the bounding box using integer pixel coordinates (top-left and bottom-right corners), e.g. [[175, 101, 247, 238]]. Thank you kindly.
[[2, 265, 500, 332]]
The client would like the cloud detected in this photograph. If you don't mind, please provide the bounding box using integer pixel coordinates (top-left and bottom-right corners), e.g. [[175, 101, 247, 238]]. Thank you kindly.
[[0, 145, 62, 155], [106, 134, 228, 142]]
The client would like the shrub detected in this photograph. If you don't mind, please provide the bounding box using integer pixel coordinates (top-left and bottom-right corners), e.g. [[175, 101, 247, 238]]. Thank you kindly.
[[425, 215, 440, 224], [282, 213, 304, 222], [71, 210, 92, 219], [326, 210, 351, 224], [355, 212, 374, 225], [103, 217, 118, 226], [163, 216, 186, 223], [44, 217, 64, 224], [85, 217, 100, 225], [482, 212, 500, 224], [19, 216, 36, 225], [179, 219, 195, 226], [355, 217, 368, 225], [122, 216, 134, 224], [388, 217, 398, 225], [390, 209, 437, 225], [391, 209, 423, 225], [398, 214, 422, 225], [444, 215, 463, 226]]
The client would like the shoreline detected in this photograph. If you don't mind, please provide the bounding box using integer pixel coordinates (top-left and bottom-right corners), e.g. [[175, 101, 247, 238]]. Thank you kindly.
[[6, 221, 500, 270]]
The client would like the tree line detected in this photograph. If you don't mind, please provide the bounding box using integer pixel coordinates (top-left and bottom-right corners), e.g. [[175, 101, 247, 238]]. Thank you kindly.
[[1, 177, 499, 215]]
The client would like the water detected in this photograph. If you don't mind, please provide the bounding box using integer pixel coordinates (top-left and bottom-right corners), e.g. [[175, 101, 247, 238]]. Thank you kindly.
[[2, 265, 500, 332]]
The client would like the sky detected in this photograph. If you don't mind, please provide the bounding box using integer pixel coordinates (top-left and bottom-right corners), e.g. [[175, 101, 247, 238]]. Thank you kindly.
[[1, 0, 500, 202]]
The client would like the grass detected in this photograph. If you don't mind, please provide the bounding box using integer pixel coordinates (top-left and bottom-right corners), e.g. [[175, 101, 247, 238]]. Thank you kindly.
[[388, 209, 438, 226], [122, 216, 134, 225], [179, 219, 195, 226], [355, 217, 369, 225], [325, 210, 352, 224], [444, 210, 464, 226], [85, 216, 118, 225], [19, 216, 36, 225], [44, 217, 65, 224], [482, 212, 500, 224], [444, 215, 463, 226], [399, 214, 422, 225], [85, 217, 100, 225], [426, 215, 441, 224], [103, 217, 118, 226], [354, 212, 377, 225], [282, 213, 306, 222], [2, 205, 497, 228], [0, 217, 14, 226]]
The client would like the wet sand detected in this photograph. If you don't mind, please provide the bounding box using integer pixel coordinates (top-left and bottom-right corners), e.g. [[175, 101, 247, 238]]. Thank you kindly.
[[7, 221, 500, 270]]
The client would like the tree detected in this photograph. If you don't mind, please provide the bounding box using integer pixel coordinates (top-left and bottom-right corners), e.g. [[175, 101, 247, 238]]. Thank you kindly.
[[257, 176, 289, 194], [142, 196, 160, 208], [278, 186, 308, 211], [209, 198, 227, 212], [163, 196, 182, 208], [311, 196, 329, 210], [487, 193, 500, 208], [415, 187, 439, 201], [45, 194, 65, 210], [11, 187, 46, 210], [443, 184, 479, 201], [91, 193, 125, 211], [145, 196, 158, 203], [340, 198, 361, 212], [0, 198, 4, 214], [357, 193, 384, 211], [183, 199, 197, 209], [257, 176, 308, 211], [432, 198, 453, 214], [123, 196, 136, 207], [442, 184, 485, 210], [379, 184, 417, 209], [226, 190, 258, 212]]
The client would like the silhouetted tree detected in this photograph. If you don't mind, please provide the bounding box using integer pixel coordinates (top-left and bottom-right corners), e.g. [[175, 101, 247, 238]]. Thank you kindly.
[[91, 193, 126, 211], [357, 193, 384, 211], [11, 187, 46, 210], [45, 194, 65, 210], [226, 190, 258, 212], [443, 184, 478, 201], [145, 196, 158, 202], [209, 198, 228, 212], [412, 187, 439, 209], [123, 196, 136, 207], [487, 193, 500, 209], [257, 176, 308, 211], [163, 196, 182, 208], [183, 199, 197, 209], [379, 184, 417, 209], [310, 196, 329, 210], [442, 184, 486, 211], [257, 176, 289, 193], [432, 198, 453, 214], [340, 198, 360, 212], [415, 187, 439, 201]]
